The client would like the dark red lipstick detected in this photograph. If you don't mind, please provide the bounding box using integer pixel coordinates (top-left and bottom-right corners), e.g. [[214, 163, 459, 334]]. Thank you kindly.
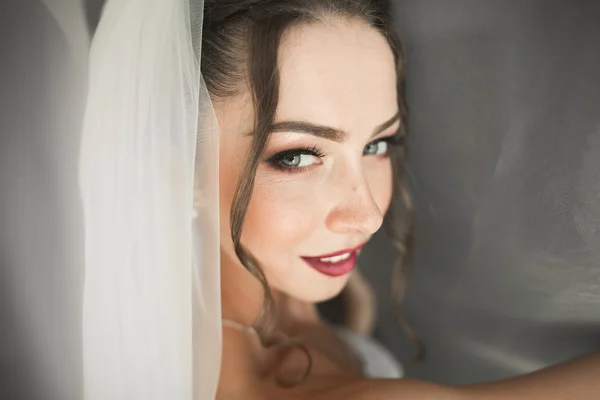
[[301, 243, 366, 277]]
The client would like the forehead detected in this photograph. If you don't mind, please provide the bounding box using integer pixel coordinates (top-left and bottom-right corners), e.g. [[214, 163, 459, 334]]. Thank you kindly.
[[277, 20, 398, 132]]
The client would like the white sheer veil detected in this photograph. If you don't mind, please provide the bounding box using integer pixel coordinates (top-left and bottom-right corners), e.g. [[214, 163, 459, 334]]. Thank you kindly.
[[79, 0, 221, 398]]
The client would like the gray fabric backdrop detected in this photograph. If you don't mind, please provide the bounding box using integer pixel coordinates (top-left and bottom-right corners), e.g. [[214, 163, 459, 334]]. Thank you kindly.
[[364, 0, 600, 385]]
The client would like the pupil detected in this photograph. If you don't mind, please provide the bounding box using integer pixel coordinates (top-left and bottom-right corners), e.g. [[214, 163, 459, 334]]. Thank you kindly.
[[284, 155, 300, 166]]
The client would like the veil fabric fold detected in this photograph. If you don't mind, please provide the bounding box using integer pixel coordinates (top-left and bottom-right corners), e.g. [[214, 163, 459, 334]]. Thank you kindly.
[[79, 0, 221, 398]]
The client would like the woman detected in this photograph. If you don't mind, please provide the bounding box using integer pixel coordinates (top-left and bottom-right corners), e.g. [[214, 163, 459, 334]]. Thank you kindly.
[[204, 0, 418, 391], [205, 1, 600, 398], [80, 0, 600, 399]]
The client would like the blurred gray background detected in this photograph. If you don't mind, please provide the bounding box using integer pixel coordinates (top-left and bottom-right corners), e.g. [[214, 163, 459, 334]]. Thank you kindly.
[[1, 0, 599, 398], [362, 0, 600, 385]]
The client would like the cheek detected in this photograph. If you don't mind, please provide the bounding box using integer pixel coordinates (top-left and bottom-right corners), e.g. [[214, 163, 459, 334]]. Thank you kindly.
[[241, 176, 316, 262], [218, 138, 251, 254], [366, 157, 394, 215], [218, 157, 236, 255], [241, 172, 334, 301]]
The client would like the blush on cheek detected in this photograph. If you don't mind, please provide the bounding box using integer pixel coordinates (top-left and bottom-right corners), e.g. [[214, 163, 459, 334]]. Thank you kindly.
[[243, 189, 313, 255], [379, 169, 394, 215], [240, 181, 319, 290], [365, 159, 394, 217], [218, 151, 247, 259]]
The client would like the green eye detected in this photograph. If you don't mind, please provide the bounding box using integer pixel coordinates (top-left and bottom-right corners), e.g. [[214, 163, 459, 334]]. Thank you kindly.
[[364, 140, 389, 156], [267, 145, 325, 172], [279, 153, 317, 168]]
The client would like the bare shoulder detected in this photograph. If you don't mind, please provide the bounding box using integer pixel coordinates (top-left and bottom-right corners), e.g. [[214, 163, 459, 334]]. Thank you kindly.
[[220, 324, 466, 400], [218, 329, 263, 399], [263, 376, 464, 400]]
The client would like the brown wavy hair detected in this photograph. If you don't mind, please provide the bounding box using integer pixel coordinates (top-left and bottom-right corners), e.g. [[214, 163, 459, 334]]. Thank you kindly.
[[201, 0, 423, 382]]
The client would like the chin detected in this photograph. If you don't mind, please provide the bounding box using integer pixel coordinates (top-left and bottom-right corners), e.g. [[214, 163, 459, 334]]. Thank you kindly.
[[286, 274, 351, 304]]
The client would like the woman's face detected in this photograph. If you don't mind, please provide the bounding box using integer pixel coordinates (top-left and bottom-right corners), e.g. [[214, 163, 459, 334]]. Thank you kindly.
[[217, 20, 400, 303]]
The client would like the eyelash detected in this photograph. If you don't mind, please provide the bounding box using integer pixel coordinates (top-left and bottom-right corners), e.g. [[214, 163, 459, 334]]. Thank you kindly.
[[266, 145, 325, 173], [266, 131, 405, 173], [370, 132, 405, 149]]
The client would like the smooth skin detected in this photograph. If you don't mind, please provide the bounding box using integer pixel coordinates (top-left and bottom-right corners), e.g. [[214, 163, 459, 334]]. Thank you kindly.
[[214, 18, 600, 400]]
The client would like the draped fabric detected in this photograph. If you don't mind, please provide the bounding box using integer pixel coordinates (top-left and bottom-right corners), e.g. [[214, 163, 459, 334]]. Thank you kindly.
[[366, 0, 600, 385], [79, 0, 221, 398]]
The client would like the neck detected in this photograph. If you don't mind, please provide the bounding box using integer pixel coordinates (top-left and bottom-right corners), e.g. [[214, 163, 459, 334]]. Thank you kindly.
[[220, 249, 321, 335]]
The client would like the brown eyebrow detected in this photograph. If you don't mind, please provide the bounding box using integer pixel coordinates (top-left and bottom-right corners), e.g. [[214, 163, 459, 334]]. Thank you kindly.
[[373, 111, 401, 137], [268, 111, 401, 142]]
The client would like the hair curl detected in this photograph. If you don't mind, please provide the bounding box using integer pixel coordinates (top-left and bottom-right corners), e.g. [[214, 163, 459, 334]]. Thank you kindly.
[[201, 0, 422, 383]]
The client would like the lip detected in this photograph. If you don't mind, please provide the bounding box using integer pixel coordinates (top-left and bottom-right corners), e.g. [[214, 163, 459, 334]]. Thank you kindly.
[[301, 242, 366, 278], [307, 242, 367, 259]]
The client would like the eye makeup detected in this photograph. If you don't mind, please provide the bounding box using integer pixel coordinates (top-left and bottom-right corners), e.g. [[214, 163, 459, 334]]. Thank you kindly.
[[364, 130, 404, 156], [265, 145, 326, 173], [264, 130, 405, 174]]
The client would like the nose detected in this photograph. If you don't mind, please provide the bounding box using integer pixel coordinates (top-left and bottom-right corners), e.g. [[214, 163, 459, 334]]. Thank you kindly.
[[325, 172, 385, 236]]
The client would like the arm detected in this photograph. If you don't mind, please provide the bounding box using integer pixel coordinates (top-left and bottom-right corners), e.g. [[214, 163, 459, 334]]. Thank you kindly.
[[459, 353, 600, 400], [280, 376, 461, 400], [279, 354, 600, 400]]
